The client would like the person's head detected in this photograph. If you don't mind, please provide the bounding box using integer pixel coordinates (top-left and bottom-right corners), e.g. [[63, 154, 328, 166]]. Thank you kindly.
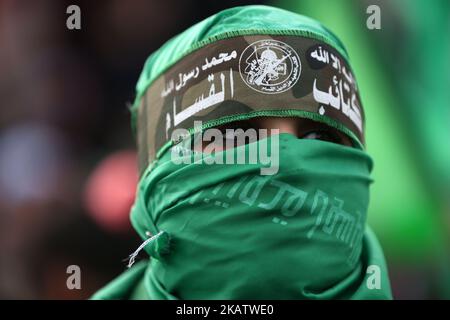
[[118, 5, 391, 300]]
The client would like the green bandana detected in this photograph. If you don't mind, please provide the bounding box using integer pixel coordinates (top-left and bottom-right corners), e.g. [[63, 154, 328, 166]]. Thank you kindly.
[[92, 134, 392, 299]]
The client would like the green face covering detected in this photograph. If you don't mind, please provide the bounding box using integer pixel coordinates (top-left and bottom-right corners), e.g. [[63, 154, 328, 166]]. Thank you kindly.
[[111, 133, 391, 300]]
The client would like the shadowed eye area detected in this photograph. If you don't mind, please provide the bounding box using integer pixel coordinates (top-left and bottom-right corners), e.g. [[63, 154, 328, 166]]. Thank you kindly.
[[194, 117, 353, 153], [300, 130, 341, 143]]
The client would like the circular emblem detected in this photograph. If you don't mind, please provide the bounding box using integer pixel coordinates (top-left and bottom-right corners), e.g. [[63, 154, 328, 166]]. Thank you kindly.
[[239, 39, 301, 94]]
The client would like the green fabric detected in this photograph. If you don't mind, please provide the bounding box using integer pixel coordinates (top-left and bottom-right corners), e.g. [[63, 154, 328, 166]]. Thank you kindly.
[[91, 260, 147, 300], [130, 5, 351, 134], [92, 4, 391, 300], [93, 134, 392, 299]]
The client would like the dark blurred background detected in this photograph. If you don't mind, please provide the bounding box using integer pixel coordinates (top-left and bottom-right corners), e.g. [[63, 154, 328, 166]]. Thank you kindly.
[[0, 0, 449, 299]]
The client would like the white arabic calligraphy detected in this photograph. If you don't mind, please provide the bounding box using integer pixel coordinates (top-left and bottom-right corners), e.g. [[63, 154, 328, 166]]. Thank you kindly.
[[201, 50, 237, 71], [172, 68, 234, 127], [310, 46, 329, 64], [175, 66, 200, 91], [310, 46, 357, 91], [313, 77, 362, 132]]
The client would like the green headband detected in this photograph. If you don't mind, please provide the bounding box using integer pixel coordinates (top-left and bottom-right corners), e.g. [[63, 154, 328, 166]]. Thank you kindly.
[[132, 5, 365, 174]]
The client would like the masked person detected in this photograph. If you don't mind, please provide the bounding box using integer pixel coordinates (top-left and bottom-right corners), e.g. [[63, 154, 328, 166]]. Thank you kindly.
[[92, 5, 392, 300]]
